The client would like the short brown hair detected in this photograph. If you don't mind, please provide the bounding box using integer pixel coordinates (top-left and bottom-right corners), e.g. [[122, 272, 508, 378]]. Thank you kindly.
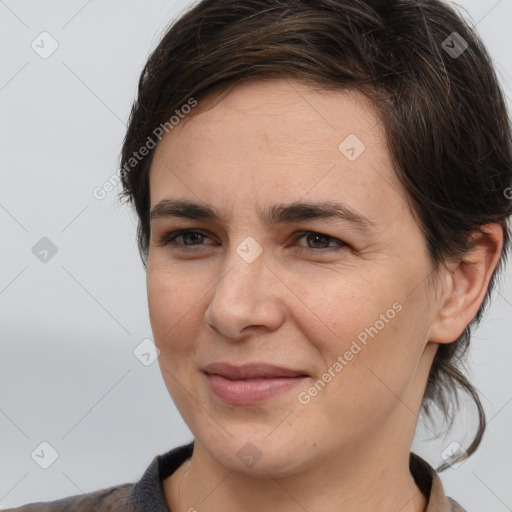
[[119, 0, 512, 470]]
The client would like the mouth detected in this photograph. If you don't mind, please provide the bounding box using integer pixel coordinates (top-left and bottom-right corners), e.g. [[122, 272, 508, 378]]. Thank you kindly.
[[202, 362, 309, 380], [202, 362, 309, 405]]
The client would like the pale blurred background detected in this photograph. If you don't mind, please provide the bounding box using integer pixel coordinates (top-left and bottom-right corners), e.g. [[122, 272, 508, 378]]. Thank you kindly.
[[0, 0, 511, 509]]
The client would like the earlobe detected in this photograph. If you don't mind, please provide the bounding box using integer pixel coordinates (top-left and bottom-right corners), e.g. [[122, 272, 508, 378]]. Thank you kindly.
[[429, 223, 504, 344]]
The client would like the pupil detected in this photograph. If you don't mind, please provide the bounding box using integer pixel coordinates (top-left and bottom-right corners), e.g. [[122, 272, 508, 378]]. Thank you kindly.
[[308, 234, 328, 248], [185, 233, 201, 244]]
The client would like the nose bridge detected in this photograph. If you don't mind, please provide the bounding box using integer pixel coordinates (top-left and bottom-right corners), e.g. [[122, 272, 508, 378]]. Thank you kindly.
[[212, 243, 266, 312], [222, 256, 261, 302], [205, 240, 283, 337]]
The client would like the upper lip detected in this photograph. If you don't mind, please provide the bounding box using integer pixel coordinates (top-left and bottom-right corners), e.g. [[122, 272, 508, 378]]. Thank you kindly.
[[203, 362, 308, 380]]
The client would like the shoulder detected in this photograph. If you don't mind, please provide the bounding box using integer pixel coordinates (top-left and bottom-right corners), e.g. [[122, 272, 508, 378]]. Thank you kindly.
[[1, 483, 132, 511], [2, 442, 194, 512]]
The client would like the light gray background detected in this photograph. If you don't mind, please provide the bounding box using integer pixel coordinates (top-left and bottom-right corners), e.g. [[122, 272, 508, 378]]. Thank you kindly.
[[0, 1, 511, 509]]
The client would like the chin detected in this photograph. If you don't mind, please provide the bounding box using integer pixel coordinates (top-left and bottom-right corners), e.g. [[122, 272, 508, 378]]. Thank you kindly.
[[198, 431, 312, 477]]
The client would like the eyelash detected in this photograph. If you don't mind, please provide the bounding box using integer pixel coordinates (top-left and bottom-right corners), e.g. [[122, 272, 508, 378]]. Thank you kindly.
[[157, 229, 349, 254]]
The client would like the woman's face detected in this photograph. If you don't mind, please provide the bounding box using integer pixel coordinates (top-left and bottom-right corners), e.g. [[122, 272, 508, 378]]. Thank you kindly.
[[147, 78, 443, 476]]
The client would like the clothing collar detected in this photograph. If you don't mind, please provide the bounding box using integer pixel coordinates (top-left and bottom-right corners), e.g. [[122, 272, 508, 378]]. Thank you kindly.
[[132, 442, 465, 511]]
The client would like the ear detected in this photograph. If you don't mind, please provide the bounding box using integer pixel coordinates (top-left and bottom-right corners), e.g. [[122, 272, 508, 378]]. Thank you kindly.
[[429, 223, 504, 344]]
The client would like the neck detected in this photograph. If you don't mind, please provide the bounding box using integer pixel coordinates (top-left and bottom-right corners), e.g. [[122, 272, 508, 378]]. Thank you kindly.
[[164, 433, 428, 512]]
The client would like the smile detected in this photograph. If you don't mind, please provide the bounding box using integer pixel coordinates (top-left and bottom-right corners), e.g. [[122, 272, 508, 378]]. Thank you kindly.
[[205, 374, 308, 405]]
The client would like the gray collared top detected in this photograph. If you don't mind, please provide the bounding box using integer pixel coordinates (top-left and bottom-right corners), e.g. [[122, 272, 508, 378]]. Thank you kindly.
[[2, 443, 467, 511]]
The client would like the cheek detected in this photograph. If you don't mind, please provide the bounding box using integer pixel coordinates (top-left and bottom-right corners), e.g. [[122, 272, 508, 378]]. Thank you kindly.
[[147, 267, 204, 408], [293, 268, 420, 400], [146, 265, 202, 351], [290, 266, 396, 351], [298, 315, 414, 438]]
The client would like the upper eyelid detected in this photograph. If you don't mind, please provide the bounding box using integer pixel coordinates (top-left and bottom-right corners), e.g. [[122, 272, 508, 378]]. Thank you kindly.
[[153, 229, 216, 248], [161, 229, 215, 243]]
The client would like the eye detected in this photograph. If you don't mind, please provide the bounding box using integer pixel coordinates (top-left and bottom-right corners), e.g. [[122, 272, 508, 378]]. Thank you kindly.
[[291, 231, 349, 253], [155, 229, 215, 249], [155, 229, 349, 254]]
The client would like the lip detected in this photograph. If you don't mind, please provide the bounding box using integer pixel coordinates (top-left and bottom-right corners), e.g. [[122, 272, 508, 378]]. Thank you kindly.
[[202, 362, 308, 379], [202, 362, 309, 405]]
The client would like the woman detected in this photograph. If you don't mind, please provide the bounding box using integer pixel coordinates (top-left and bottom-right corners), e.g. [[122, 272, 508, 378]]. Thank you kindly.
[[6, 0, 511, 510]]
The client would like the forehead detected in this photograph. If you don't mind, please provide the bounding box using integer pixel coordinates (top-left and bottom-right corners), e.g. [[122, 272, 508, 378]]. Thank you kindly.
[[149, 78, 404, 223]]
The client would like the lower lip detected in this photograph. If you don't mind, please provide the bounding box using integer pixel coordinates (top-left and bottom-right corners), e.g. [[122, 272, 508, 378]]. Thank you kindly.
[[205, 373, 307, 405]]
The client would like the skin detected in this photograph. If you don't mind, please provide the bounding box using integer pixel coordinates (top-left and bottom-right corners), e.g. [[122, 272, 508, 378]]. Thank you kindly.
[[146, 78, 503, 512]]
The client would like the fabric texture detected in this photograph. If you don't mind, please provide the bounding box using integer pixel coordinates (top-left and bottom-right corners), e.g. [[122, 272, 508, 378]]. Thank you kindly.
[[3, 442, 467, 511]]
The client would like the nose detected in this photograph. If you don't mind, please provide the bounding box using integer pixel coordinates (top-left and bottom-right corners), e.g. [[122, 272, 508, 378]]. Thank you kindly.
[[204, 248, 285, 339]]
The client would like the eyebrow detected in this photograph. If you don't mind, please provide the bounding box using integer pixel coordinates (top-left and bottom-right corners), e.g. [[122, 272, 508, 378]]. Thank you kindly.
[[150, 199, 376, 232]]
